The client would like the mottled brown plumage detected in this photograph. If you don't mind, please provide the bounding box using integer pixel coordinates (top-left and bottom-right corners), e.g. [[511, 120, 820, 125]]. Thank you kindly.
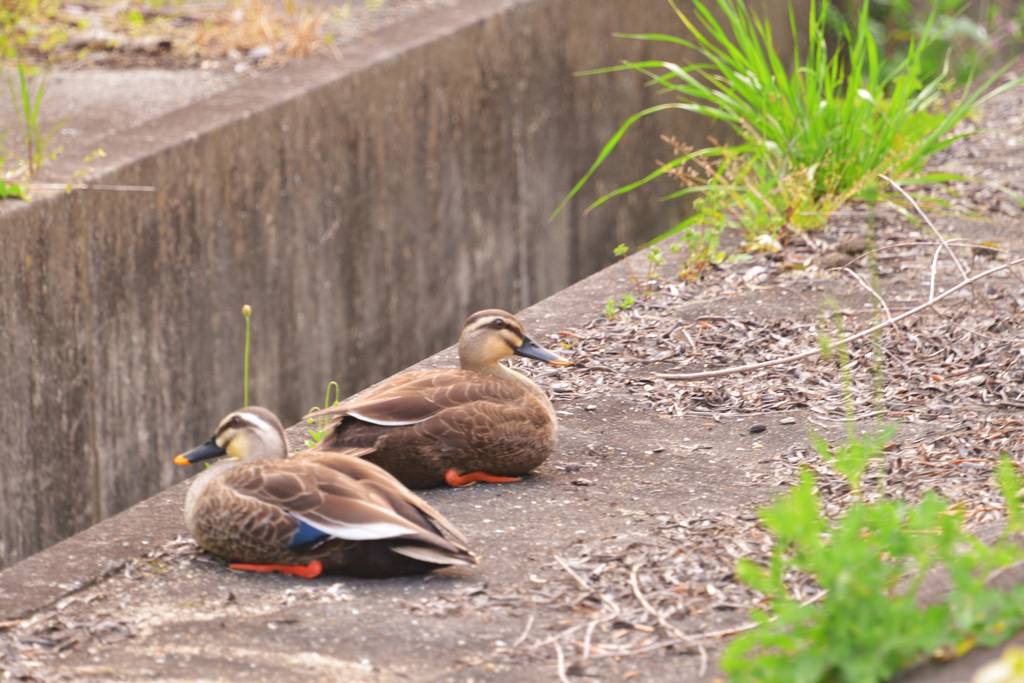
[[176, 407, 476, 578], [305, 309, 569, 488]]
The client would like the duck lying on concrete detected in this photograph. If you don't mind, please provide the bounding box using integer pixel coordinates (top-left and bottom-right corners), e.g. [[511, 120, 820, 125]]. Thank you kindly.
[[304, 309, 570, 488], [175, 407, 477, 578]]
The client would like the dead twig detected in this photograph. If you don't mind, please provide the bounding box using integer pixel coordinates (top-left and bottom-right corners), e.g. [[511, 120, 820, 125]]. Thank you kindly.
[[554, 640, 570, 683], [628, 563, 692, 643], [880, 174, 969, 287], [512, 614, 535, 649], [842, 266, 892, 320], [582, 618, 598, 660], [554, 555, 592, 592], [929, 242, 945, 303], [527, 623, 588, 652]]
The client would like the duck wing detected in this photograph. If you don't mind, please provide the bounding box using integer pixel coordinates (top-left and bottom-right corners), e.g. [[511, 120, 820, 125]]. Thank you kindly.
[[307, 371, 534, 426], [221, 460, 474, 564], [297, 453, 471, 546], [305, 370, 529, 449]]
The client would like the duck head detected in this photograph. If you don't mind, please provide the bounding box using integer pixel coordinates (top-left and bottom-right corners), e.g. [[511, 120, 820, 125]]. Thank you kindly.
[[458, 309, 569, 371], [174, 406, 287, 466]]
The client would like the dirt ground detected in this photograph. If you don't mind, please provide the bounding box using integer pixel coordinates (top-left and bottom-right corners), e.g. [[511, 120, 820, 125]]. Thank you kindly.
[[3, 16, 1024, 683], [0, 0, 453, 187], [9, 0, 453, 70]]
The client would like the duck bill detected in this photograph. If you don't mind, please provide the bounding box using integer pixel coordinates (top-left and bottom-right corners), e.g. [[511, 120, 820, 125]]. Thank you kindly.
[[174, 438, 226, 466], [515, 335, 570, 366]]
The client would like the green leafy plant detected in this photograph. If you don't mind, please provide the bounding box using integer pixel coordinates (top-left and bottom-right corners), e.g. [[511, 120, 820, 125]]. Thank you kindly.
[[721, 442, 1024, 683], [305, 381, 340, 447], [615, 243, 666, 300], [670, 224, 727, 280], [555, 0, 1021, 278], [0, 176, 27, 199], [604, 293, 637, 319], [642, 247, 665, 291], [604, 244, 665, 317], [604, 297, 619, 319], [723, 281, 1024, 681], [0, 134, 27, 199]]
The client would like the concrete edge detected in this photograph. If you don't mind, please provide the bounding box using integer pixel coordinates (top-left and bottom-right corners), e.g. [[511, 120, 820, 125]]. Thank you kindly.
[[0, 250, 633, 621], [2, 0, 715, 568], [0, 481, 188, 620]]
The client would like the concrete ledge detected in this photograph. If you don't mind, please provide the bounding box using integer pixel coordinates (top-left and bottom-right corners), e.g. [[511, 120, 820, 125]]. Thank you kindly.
[[5, 0, 786, 567], [0, 239, 638, 621], [0, 482, 188, 620]]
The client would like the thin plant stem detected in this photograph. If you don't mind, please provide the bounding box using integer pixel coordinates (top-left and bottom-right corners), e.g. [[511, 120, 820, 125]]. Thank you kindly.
[[242, 304, 252, 406]]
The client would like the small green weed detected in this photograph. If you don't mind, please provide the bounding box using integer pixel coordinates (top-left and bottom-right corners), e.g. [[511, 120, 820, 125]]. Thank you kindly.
[[0, 177, 27, 199], [604, 244, 664, 317], [604, 293, 636, 319], [305, 381, 341, 447], [722, 441, 1024, 682], [669, 224, 727, 281], [0, 124, 28, 199], [6, 61, 66, 178], [623, 243, 665, 296]]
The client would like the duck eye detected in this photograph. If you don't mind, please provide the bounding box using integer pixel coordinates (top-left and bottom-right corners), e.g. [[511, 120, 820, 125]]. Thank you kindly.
[[229, 416, 243, 428], [493, 319, 505, 329]]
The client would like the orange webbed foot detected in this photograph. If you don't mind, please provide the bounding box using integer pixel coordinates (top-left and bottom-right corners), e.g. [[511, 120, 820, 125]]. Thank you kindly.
[[229, 560, 323, 579], [444, 469, 522, 487]]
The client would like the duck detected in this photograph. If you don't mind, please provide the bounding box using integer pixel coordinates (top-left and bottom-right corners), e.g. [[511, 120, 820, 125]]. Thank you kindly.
[[304, 309, 570, 488], [174, 406, 477, 578]]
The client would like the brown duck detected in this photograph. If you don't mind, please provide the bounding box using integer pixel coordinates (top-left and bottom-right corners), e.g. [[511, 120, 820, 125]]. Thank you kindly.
[[304, 309, 569, 488], [175, 407, 477, 578]]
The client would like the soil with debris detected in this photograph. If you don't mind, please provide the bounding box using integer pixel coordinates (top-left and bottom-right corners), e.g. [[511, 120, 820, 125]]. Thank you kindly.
[[3, 82, 1024, 683], [10, 0, 454, 71]]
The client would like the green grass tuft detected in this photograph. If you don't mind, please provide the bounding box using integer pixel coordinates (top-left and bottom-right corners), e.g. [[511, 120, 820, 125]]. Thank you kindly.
[[556, 0, 1022, 277]]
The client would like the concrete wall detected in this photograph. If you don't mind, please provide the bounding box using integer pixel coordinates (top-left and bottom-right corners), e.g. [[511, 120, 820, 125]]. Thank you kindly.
[[0, 0, 806, 567]]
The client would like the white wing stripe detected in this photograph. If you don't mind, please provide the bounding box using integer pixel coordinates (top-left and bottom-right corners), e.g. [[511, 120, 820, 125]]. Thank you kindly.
[[347, 411, 433, 427], [290, 512, 416, 541]]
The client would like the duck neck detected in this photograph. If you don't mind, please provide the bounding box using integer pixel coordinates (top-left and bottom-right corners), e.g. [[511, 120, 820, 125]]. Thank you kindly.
[[184, 459, 238, 508], [480, 360, 553, 407]]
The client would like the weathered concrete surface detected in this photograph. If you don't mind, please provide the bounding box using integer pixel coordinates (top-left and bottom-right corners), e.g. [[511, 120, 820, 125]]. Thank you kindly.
[[2, 246, 1021, 682], [0, 254, 813, 681], [0, 0, 809, 567], [0, 482, 187, 620]]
